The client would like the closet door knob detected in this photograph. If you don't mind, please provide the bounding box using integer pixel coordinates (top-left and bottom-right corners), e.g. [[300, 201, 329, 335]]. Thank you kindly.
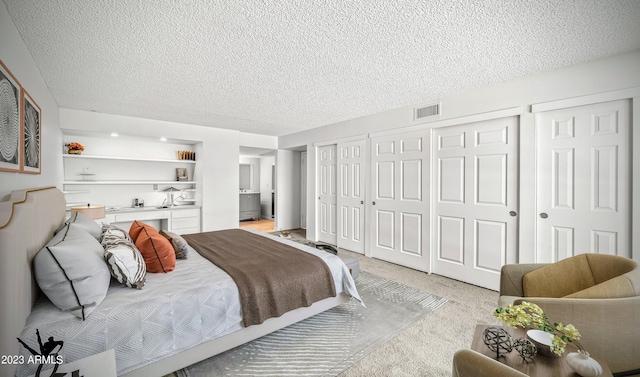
[[372, 201, 376, 205], [360, 201, 364, 204], [509, 211, 517, 217], [540, 213, 548, 219]]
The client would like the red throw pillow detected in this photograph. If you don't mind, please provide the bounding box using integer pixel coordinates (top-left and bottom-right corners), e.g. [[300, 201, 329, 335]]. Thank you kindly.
[[129, 220, 147, 242], [129, 221, 176, 273]]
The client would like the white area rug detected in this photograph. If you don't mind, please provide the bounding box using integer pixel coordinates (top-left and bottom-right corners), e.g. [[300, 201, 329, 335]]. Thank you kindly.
[[177, 271, 446, 377]]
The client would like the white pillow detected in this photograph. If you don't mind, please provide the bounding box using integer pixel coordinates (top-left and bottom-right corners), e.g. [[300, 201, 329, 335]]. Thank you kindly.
[[101, 226, 146, 289], [34, 224, 111, 319], [65, 212, 102, 239]]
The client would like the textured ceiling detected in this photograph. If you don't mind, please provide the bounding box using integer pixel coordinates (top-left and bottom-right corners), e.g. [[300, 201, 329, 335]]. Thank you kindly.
[[4, 0, 640, 137]]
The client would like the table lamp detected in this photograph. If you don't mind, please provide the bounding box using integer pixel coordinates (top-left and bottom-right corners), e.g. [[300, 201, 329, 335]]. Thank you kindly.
[[71, 203, 106, 220]]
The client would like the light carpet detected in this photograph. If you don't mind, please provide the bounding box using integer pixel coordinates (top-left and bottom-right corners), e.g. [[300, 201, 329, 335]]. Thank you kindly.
[[176, 271, 446, 377]]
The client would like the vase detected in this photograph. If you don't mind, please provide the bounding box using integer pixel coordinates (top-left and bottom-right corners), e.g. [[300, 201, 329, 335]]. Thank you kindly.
[[566, 350, 603, 377], [68, 149, 82, 155]]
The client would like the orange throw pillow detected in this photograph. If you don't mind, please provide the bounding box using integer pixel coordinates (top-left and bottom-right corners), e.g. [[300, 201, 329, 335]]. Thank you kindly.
[[129, 221, 176, 273]]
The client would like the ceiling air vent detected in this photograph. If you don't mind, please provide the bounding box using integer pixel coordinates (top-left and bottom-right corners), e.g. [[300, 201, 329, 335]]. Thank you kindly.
[[415, 103, 440, 120]]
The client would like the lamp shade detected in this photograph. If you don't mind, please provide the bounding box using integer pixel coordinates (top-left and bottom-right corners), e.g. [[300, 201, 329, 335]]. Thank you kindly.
[[71, 204, 105, 220]]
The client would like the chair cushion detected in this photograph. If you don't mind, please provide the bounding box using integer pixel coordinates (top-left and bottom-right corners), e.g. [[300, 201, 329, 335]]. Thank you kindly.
[[523, 254, 638, 298], [523, 254, 596, 298]]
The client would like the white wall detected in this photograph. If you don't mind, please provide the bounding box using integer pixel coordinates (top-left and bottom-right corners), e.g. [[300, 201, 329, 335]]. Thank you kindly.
[[278, 50, 640, 244], [60, 109, 244, 231], [0, 4, 62, 199]]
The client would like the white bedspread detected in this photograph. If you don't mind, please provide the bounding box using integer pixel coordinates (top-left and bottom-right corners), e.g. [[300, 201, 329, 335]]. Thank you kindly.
[[16, 230, 360, 376]]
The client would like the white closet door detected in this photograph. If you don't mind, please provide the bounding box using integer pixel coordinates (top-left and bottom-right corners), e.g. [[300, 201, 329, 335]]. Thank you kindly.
[[432, 117, 518, 291], [536, 99, 630, 261], [370, 130, 430, 272], [337, 140, 366, 253], [317, 144, 337, 245]]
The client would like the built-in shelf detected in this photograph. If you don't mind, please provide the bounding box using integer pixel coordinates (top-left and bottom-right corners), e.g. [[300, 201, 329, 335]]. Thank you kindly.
[[62, 190, 91, 194], [63, 154, 196, 164], [63, 181, 196, 185]]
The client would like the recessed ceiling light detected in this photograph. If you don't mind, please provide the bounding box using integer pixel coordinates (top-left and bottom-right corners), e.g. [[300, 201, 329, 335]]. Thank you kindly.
[[160, 137, 167, 142], [110, 133, 119, 137]]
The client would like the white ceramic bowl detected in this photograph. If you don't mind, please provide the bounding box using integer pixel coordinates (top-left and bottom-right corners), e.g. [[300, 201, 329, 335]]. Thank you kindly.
[[527, 329, 556, 357]]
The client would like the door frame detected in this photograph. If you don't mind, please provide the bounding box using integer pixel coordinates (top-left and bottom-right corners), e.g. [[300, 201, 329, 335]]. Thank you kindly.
[[530, 87, 640, 263]]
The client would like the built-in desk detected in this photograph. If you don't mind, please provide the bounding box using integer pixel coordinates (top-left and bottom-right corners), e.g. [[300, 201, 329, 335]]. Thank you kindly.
[[103, 205, 201, 235]]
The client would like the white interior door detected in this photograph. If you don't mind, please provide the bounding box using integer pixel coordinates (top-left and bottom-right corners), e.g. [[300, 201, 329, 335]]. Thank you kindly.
[[337, 140, 365, 253], [536, 99, 630, 261], [317, 145, 337, 245], [432, 117, 518, 291], [370, 130, 430, 272], [300, 151, 307, 228]]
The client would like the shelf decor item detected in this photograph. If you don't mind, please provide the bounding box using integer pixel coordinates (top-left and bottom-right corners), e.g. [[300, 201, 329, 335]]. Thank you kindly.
[[494, 301, 585, 357], [66, 142, 85, 155], [176, 167, 188, 181], [0, 59, 22, 173]]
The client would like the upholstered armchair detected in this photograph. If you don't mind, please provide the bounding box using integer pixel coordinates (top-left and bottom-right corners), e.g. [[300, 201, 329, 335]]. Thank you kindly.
[[452, 349, 527, 377], [498, 254, 640, 375]]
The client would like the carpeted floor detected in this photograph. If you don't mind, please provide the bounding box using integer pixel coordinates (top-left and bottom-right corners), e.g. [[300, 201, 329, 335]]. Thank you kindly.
[[177, 271, 447, 376]]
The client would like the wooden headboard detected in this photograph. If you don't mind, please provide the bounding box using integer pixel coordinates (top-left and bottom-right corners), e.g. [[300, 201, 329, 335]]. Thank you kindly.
[[0, 187, 66, 377]]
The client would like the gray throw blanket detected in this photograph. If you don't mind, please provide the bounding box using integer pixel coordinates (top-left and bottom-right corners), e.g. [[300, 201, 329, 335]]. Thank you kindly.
[[183, 229, 337, 326]]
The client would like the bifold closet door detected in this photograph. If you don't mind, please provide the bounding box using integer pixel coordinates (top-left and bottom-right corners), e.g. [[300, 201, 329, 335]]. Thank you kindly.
[[369, 130, 430, 272], [317, 145, 337, 245], [337, 140, 365, 253], [432, 117, 518, 291], [536, 99, 630, 261]]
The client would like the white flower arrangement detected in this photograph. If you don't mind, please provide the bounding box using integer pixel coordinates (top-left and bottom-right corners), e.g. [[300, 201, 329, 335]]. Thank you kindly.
[[494, 301, 582, 355]]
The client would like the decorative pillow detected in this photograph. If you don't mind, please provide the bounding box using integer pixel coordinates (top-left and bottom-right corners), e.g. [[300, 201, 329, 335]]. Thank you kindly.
[[129, 221, 176, 273], [160, 230, 189, 259], [64, 212, 102, 239], [101, 223, 133, 242], [128, 220, 147, 242], [101, 225, 146, 288], [34, 224, 111, 320]]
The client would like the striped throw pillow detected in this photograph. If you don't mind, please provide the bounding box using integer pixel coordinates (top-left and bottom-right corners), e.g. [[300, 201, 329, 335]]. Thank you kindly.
[[102, 226, 146, 288]]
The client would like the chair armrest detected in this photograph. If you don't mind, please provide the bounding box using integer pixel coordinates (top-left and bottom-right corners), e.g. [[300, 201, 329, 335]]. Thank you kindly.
[[499, 264, 548, 297], [520, 296, 640, 374]]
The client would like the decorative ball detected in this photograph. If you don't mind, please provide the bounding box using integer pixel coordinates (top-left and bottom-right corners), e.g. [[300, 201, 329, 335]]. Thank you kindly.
[[482, 326, 512, 358], [513, 337, 537, 362]]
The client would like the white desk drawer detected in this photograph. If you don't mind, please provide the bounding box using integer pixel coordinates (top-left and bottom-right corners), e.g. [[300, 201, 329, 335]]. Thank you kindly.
[[172, 216, 199, 230], [172, 209, 200, 219]]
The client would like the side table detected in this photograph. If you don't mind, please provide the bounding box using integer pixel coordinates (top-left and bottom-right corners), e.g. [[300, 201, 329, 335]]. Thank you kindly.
[[471, 325, 613, 377]]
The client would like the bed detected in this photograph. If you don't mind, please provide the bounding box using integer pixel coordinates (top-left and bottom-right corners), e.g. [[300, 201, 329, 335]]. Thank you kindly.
[[0, 187, 361, 377]]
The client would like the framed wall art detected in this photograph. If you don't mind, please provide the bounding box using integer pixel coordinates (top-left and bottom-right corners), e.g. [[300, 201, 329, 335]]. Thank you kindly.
[[0, 60, 22, 173], [22, 90, 41, 174]]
